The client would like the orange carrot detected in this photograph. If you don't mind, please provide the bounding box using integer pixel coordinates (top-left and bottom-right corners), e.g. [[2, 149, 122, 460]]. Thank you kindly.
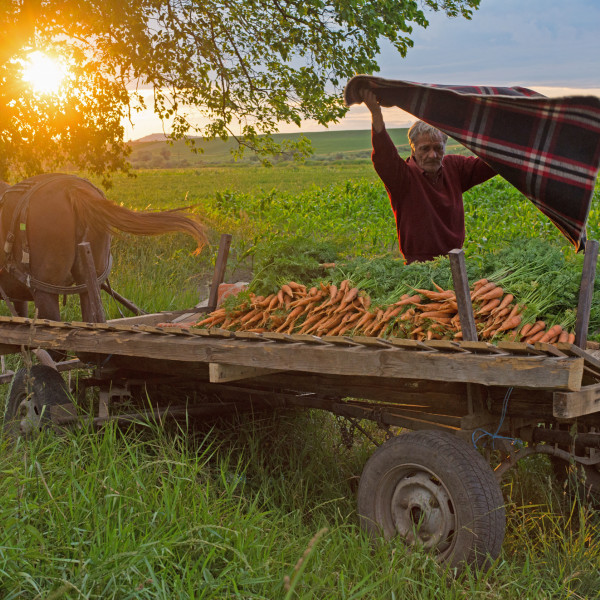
[[477, 286, 504, 302], [538, 324, 563, 343], [471, 281, 496, 299], [419, 310, 457, 319], [526, 320, 546, 337], [496, 315, 522, 333], [476, 298, 501, 315], [518, 322, 534, 338], [491, 293, 514, 315], [394, 294, 422, 306], [526, 329, 547, 344], [567, 333, 576, 344]]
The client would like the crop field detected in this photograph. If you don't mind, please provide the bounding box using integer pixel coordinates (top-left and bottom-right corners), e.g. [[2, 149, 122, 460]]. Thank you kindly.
[[1, 161, 600, 598]]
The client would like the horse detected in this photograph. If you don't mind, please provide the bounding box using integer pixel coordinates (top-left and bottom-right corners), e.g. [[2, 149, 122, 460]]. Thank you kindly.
[[0, 173, 209, 322]]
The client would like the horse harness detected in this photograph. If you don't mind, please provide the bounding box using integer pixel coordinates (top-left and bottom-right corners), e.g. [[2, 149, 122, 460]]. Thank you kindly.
[[0, 174, 112, 296]]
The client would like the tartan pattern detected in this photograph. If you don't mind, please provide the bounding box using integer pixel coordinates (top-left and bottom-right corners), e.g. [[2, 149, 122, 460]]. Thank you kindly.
[[344, 75, 600, 250]]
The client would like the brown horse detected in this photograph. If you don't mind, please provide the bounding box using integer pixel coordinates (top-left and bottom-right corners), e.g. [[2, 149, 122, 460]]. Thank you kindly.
[[0, 173, 208, 322]]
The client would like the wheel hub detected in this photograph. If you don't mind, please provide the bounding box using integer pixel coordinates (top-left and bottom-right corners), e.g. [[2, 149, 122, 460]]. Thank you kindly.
[[16, 396, 42, 435], [390, 471, 455, 551]]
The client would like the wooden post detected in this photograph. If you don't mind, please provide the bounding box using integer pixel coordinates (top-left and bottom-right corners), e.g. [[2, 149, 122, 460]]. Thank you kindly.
[[448, 248, 478, 342], [77, 242, 106, 323], [207, 234, 232, 311], [574, 239, 599, 349]]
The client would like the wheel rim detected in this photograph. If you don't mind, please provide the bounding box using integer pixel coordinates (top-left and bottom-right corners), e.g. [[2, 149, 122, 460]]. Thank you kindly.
[[378, 464, 457, 557], [14, 392, 43, 435]]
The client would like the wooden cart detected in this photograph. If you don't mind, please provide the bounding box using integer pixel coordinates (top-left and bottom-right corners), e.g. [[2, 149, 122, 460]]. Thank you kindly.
[[1, 239, 600, 569]]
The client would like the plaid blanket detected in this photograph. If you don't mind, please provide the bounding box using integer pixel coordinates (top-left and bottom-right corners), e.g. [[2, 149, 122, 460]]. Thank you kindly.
[[344, 75, 600, 251]]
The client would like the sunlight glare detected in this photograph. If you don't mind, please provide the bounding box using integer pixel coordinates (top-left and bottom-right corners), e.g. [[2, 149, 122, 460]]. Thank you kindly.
[[21, 51, 67, 95]]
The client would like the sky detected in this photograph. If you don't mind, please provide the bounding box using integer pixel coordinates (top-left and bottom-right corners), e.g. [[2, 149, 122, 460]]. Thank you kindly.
[[124, 0, 600, 139]]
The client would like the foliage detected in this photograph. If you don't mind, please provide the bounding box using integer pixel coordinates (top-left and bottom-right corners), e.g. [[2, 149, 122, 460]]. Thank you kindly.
[[1, 0, 481, 181]]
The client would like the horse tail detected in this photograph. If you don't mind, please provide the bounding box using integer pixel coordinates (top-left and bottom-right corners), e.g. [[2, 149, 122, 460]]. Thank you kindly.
[[69, 180, 209, 253]]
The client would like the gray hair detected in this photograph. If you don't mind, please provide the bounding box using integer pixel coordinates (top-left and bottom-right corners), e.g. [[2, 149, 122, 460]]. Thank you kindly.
[[408, 121, 448, 151]]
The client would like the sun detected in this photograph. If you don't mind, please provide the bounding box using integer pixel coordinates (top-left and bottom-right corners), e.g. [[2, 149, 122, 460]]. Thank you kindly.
[[21, 51, 67, 95]]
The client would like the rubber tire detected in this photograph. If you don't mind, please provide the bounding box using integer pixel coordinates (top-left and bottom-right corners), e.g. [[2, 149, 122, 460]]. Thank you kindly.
[[3, 365, 72, 439], [357, 430, 506, 569]]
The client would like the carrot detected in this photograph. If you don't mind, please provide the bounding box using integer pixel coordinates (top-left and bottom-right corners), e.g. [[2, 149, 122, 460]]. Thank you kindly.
[[280, 284, 294, 298], [538, 324, 563, 344], [394, 294, 422, 306], [400, 308, 416, 321], [476, 298, 501, 315], [477, 286, 504, 302], [414, 288, 455, 301], [309, 286, 319, 296], [473, 278, 489, 290], [567, 333, 576, 344], [328, 285, 338, 301], [419, 310, 457, 319], [359, 294, 372, 310], [342, 286, 359, 306], [526, 320, 546, 337], [317, 314, 344, 334], [291, 295, 322, 308], [519, 323, 533, 338], [526, 329, 547, 344], [298, 313, 325, 333], [239, 308, 260, 324], [287, 281, 305, 292], [275, 306, 305, 332], [471, 281, 496, 299], [276, 289, 284, 306], [496, 314, 522, 333], [491, 293, 514, 315], [339, 279, 350, 293], [354, 311, 376, 331]]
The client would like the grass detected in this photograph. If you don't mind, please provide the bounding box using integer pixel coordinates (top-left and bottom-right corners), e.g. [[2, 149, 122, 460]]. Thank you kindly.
[[1, 163, 600, 597], [1, 412, 599, 599]]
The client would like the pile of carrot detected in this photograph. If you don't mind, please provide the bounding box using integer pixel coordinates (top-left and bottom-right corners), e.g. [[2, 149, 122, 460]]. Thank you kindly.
[[189, 279, 575, 345]]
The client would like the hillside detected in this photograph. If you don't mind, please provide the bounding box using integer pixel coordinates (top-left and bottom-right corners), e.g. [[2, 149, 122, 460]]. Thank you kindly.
[[128, 128, 468, 169]]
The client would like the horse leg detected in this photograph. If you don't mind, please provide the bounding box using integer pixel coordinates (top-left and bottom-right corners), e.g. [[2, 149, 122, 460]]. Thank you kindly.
[[31, 290, 61, 321], [30, 290, 67, 362], [13, 300, 28, 317]]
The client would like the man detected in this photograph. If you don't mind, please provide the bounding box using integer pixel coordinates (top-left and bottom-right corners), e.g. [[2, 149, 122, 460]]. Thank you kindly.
[[360, 88, 496, 263]]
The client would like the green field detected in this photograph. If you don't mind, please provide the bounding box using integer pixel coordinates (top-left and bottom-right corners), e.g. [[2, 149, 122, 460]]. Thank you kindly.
[[127, 128, 467, 169], [1, 161, 600, 598]]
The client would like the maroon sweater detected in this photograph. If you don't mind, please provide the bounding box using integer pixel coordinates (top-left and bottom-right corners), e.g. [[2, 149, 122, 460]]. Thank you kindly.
[[372, 128, 496, 263]]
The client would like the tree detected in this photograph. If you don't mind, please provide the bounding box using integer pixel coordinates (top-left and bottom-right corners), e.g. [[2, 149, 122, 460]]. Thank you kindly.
[[0, 0, 481, 183]]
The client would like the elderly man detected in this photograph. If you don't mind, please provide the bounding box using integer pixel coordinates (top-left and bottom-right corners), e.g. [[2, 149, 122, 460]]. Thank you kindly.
[[360, 88, 496, 263]]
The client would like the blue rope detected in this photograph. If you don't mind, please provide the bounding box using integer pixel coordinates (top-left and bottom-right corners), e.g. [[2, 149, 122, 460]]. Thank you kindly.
[[472, 386, 516, 450]]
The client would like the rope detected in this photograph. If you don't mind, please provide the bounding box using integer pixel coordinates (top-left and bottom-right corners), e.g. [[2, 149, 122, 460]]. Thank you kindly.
[[472, 387, 516, 450]]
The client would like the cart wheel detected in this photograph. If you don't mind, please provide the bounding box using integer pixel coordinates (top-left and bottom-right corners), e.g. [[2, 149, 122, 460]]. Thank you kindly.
[[552, 458, 600, 506], [357, 430, 505, 569], [3, 365, 75, 439]]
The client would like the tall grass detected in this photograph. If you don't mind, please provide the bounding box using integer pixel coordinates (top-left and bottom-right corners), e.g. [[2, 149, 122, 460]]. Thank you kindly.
[[1, 411, 599, 598]]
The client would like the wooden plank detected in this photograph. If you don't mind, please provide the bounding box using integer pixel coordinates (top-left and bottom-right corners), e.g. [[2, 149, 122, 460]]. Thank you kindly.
[[459, 341, 508, 355], [448, 249, 477, 341], [575, 239, 599, 348], [0, 320, 585, 391], [555, 342, 600, 371], [209, 363, 282, 383], [387, 338, 437, 352], [554, 382, 600, 418], [207, 233, 232, 311]]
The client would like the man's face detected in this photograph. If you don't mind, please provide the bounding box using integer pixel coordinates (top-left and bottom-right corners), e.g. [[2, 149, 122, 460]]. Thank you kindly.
[[412, 133, 446, 175]]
